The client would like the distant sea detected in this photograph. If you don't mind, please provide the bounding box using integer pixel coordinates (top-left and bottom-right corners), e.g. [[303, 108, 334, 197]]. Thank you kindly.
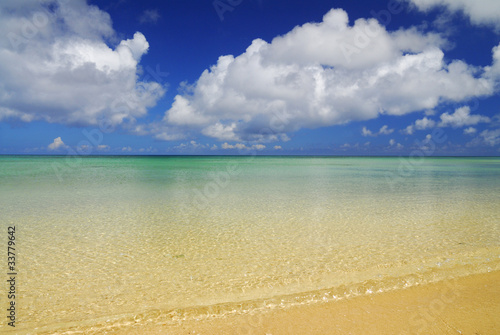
[[1, 155, 499, 333]]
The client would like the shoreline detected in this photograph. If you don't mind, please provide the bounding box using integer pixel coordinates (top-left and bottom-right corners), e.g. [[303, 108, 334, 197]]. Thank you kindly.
[[112, 270, 500, 335]]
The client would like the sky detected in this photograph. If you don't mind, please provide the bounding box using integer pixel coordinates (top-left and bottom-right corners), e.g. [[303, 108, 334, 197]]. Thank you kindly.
[[1, 0, 500, 155]]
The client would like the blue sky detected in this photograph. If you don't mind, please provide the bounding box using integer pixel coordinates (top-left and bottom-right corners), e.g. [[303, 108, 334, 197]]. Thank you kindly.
[[1, 0, 500, 155]]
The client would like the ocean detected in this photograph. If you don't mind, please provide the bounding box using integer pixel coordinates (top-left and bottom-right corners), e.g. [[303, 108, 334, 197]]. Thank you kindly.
[[1, 155, 499, 333]]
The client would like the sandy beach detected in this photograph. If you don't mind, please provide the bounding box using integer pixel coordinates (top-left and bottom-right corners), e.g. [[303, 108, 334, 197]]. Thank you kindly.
[[110, 271, 500, 335]]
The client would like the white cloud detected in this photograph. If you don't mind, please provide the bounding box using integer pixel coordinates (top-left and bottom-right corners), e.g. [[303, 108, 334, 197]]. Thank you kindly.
[[158, 8, 495, 142], [415, 117, 436, 130], [378, 125, 394, 135], [221, 143, 266, 150], [48, 137, 67, 150], [480, 129, 500, 146], [138, 147, 156, 153], [486, 44, 500, 79], [438, 106, 490, 128], [402, 116, 436, 134], [0, 0, 165, 126], [221, 143, 239, 149], [463, 127, 477, 135], [235, 143, 247, 150], [362, 125, 394, 136], [201, 122, 239, 141], [405, 0, 500, 30], [274, 145, 282, 150], [362, 127, 374, 137], [402, 125, 414, 135], [389, 139, 403, 148], [174, 141, 214, 151], [122, 146, 132, 152]]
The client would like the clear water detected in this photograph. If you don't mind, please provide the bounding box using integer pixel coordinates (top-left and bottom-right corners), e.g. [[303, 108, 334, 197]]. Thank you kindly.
[[1, 156, 499, 333]]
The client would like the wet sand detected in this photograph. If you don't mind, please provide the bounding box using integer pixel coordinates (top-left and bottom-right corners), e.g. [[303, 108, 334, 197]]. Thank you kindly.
[[112, 270, 500, 335]]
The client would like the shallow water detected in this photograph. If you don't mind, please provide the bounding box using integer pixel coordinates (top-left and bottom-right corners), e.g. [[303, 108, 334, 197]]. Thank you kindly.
[[1, 156, 499, 333]]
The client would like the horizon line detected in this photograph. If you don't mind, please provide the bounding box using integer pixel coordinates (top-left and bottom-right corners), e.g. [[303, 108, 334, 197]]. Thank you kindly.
[[1, 154, 499, 158]]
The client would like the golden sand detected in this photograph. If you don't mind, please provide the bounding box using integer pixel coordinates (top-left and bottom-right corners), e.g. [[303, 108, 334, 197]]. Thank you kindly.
[[107, 271, 500, 335]]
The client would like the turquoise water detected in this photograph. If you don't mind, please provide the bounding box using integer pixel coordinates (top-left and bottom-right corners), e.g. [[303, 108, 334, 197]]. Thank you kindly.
[[1, 155, 499, 333]]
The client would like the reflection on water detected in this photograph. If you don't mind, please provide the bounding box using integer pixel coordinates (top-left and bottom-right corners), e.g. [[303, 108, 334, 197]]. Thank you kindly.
[[0, 156, 499, 333]]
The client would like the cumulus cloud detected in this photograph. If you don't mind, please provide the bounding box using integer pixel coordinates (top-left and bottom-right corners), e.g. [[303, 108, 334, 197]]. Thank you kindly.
[[379, 125, 394, 135], [479, 129, 500, 146], [362, 127, 374, 137], [403, 116, 436, 134], [0, 0, 165, 126], [415, 117, 436, 129], [402, 125, 415, 135], [463, 127, 476, 135], [438, 106, 490, 128], [388, 139, 403, 148], [362, 125, 394, 136], [156, 8, 495, 142], [48, 137, 67, 150], [405, 0, 500, 30], [274, 145, 282, 150]]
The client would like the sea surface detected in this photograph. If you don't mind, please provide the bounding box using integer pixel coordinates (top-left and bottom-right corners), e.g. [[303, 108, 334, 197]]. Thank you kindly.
[[1, 155, 499, 333]]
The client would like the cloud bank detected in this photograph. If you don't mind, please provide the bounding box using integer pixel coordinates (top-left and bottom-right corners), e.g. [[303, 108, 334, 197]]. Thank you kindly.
[[157, 8, 497, 142]]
